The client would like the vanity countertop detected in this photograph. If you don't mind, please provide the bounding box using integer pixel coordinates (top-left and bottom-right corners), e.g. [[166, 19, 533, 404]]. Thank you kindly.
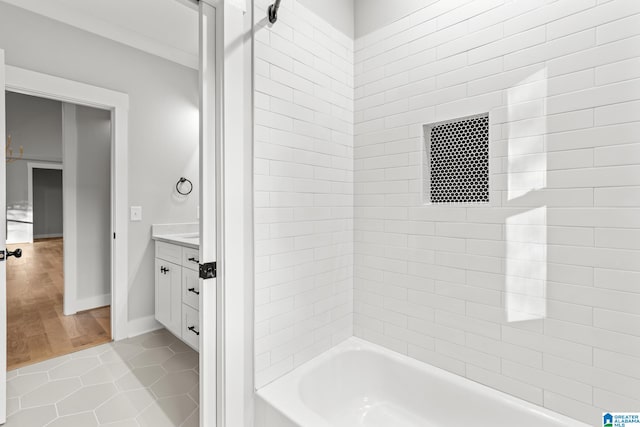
[[152, 233, 199, 249], [151, 223, 199, 249]]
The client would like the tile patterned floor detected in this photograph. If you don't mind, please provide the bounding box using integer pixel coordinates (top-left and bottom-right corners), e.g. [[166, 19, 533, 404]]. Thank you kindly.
[[6, 329, 199, 427]]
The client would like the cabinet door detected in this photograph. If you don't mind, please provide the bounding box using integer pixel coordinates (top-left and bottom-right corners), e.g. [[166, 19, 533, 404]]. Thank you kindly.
[[155, 258, 182, 336], [182, 268, 200, 310], [182, 304, 199, 351]]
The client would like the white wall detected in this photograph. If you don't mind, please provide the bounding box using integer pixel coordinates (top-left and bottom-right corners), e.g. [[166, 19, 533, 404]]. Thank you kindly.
[[354, 0, 434, 39], [354, 0, 640, 424], [253, 0, 354, 388], [297, 0, 354, 39], [0, 2, 199, 324], [74, 104, 111, 303]]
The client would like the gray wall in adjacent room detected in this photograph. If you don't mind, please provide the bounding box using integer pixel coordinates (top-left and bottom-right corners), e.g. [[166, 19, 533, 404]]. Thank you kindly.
[[74, 105, 112, 301], [32, 168, 63, 238], [5, 91, 62, 212]]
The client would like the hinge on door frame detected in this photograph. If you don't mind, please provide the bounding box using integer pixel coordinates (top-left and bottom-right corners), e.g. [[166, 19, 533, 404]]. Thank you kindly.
[[199, 261, 217, 279]]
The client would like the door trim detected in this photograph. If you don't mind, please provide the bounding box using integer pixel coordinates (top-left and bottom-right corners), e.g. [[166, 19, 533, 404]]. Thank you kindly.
[[199, 0, 254, 425], [1, 48, 7, 424], [198, 3, 218, 426], [5, 65, 129, 340]]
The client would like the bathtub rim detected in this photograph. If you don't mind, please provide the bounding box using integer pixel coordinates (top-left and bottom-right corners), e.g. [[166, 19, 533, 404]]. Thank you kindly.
[[255, 336, 590, 427]]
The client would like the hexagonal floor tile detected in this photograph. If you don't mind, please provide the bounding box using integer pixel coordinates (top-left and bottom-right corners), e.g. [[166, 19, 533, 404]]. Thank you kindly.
[[5, 405, 57, 427], [7, 372, 49, 398], [95, 393, 141, 424], [99, 419, 140, 427], [181, 409, 199, 427], [121, 388, 156, 413], [116, 365, 167, 391], [129, 347, 174, 368], [7, 329, 199, 426], [169, 340, 192, 354], [16, 354, 70, 375], [162, 352, 198, 372], [137, 395, 197, 427], [6, 398, 19, 418], [21, 378, 82, 408], [101, 343, 145, 363], [49, 357, 100, 379], [80, 360, 130, 386], [188, 383, 199, 404], [47, 412, 98, 427], [57, 383, 118, 416], [141, 331, 178, 349], [151, 371, 198, 398]]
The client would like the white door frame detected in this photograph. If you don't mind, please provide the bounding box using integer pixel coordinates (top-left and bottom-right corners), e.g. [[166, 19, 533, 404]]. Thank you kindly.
[[1, 48, 8, 424], [5, 65, 129, 341], [27, 161, 63, 240], [199, 2, 218, 425], [200, 0, 254, 425]]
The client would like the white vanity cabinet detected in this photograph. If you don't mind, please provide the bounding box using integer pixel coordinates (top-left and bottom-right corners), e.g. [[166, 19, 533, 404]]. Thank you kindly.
[[154, 257, 182, 337], [154, 240, 200, 351]]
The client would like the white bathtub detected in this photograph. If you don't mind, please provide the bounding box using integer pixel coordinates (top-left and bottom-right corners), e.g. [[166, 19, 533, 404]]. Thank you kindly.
[[255, 337, 589, 427]]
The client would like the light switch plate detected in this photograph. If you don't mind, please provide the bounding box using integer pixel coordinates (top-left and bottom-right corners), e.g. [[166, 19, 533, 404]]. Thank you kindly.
[[130, 206, 142, 221]]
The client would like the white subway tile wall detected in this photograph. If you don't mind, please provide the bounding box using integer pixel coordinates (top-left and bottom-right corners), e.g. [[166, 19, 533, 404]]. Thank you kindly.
[[253, 0, 640, 423], [354, 0, 640, 424], [253, 0, 354, 388]]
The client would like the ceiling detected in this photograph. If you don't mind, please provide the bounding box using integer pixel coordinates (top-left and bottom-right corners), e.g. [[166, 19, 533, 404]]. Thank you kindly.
[[1, 0, 199, 69]]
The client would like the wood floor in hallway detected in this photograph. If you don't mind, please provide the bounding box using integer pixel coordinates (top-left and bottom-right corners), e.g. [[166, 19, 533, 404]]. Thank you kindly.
[[6, 238, 111, 371]]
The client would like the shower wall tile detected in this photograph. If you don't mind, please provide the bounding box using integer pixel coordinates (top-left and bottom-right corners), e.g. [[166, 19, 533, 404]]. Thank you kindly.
[[595, 99, 640, 125], [354, 0, 640, 424], [548, 34, 640, 77], [596, 56, 640, 85], [547, 0, 640, 40], [595, 142, 640, 166], [594, 187, 640, 207], [503, 0, 594, 36], [253, 0, 354, 388]]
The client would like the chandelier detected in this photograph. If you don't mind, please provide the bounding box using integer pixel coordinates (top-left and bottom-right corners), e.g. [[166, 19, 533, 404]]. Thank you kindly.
[[6, 134, 23, 163]]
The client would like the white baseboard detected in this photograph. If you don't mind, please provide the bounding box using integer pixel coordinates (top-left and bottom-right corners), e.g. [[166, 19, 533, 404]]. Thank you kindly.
[[75, 293, 111, 312], [127, 315, 163, 338], [33, 233, 63, 239]]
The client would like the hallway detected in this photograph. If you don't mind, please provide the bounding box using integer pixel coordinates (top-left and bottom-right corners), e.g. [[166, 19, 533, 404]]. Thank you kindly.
[[6, 238, 111, 370]]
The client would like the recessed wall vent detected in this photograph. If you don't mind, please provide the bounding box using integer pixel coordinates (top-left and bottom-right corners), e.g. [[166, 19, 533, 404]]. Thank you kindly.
[[423, 113, 489, 204]]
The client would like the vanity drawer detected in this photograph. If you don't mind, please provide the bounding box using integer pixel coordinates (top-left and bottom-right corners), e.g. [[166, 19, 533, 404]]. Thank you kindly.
[[182, 304, 199, 351], [182, 268, 199, 310], [155, 241, 182, 265], [182, 247, 200, 271]]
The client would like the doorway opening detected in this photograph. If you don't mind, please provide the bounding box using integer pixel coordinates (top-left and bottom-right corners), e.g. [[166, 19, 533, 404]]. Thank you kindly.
[[5, 91, 112, 370]]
